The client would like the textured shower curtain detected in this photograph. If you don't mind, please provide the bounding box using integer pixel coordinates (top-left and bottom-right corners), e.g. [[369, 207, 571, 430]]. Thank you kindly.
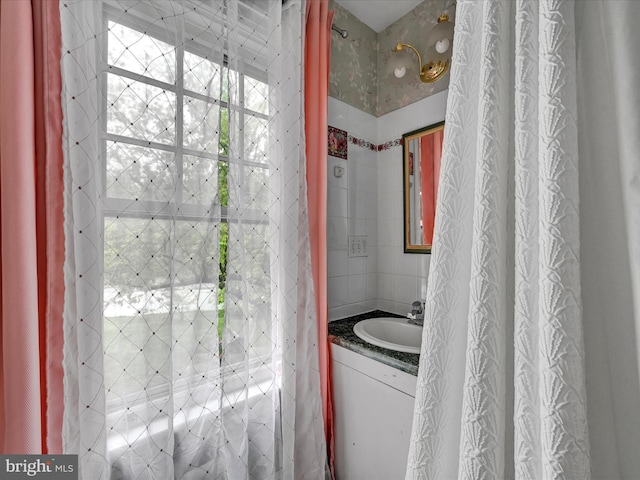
[[406, 0, 640, 479]]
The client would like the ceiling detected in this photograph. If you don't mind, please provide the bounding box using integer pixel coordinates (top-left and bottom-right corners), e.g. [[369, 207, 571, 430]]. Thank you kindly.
[[334, 0, 424, 32]]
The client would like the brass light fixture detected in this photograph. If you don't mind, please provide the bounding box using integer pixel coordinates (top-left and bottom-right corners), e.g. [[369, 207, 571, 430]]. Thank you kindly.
[[392, 13, 454, 84]]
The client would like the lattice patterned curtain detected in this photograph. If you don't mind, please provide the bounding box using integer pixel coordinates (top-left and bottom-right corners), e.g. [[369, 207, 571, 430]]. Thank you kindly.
[[60, 1, 326, 478]]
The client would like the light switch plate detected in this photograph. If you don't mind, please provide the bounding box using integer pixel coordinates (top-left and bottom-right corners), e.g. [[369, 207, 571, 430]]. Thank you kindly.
[[348, 235, 367, 257]]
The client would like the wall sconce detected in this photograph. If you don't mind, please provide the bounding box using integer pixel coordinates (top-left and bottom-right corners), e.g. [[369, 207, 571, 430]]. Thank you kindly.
[[392, 13, 454, 83]]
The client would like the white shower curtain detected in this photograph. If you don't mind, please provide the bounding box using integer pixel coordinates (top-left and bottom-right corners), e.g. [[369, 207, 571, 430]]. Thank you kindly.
[[406, 0, 640, 479], [60, 1, 326, 478]]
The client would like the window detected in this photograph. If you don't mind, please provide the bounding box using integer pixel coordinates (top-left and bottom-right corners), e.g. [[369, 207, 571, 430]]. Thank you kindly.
[[101, 7, 274, 440], [59, 1, 318, 473]]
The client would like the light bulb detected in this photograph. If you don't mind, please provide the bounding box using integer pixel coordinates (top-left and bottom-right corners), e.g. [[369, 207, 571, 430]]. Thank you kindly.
[[435, 38, 450, 54], [394, 66, 407, 78]]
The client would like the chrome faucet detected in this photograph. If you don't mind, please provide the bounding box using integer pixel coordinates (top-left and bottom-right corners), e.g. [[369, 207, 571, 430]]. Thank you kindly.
[[407, 300, 424, 326]]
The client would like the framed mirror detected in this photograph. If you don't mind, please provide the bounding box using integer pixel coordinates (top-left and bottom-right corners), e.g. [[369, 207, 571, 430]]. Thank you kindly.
[[402, 121, 444, 253]]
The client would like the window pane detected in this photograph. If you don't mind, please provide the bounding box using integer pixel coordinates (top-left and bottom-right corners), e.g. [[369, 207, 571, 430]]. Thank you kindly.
[[104, 217, 172, 292], [226, 163, 269, 213], [219, 160, 229, 207], [174, 221, 219, 290], [107, 74, 176, 144], [103, 306, 172, 401], [244, 115, 269, 161], [106, 141, 176, 202], [183, 154, 218, 206], [224, 222, 271, 362], [184, 52, 221, 98], [104, 217, 220, 399], [183, 97, 220, 153], [107, 21, 175, 84], [219, 108, 229, 157], [244, 76, 268, 115], [246, 165, 269, 210]]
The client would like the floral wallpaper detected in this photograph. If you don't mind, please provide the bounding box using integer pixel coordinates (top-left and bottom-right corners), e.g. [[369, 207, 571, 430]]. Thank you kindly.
[[377, 0, 453, 116], [329, 0, 454, 117], [328, 1, 378, 114]]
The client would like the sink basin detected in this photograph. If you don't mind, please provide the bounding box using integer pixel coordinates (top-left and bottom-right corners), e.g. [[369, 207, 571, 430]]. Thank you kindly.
[[353, 317, 422, 354]]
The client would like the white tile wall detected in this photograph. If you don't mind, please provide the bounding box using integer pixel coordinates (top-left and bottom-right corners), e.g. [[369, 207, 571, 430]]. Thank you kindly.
[[327, 97, 378, 319], [327, 91, 447, 320]]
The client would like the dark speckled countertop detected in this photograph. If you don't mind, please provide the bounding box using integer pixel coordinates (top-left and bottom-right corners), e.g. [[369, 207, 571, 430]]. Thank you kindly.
[[328, 310, 420, 376]]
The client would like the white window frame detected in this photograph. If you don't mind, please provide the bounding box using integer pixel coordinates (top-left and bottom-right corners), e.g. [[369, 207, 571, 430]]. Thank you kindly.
[[100, 2, 277, 452]]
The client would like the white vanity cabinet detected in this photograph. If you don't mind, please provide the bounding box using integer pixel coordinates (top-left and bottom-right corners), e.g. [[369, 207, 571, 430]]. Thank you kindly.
[[331, 343, 417, 480]]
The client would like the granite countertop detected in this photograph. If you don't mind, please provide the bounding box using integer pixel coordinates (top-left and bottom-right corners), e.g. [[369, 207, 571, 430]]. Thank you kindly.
[[328, 310, 420, 376]]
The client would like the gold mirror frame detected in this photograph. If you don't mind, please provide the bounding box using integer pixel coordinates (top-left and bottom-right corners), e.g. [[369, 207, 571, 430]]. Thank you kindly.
[[402, 121, 444, 253]]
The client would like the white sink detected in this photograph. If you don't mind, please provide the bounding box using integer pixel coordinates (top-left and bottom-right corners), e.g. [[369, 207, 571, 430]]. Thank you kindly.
[[353, 317, 422, 354]]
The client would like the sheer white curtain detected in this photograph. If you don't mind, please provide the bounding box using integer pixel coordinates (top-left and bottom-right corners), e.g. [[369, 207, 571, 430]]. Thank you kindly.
[[407, 0, 640, 479], [60, 0, 326, 478]]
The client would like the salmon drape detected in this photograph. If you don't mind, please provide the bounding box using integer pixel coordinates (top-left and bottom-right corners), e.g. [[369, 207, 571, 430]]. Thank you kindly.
[[0, 0, 64, 453], [420, 130, 443, 245], [304, 0, 335, 472]]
